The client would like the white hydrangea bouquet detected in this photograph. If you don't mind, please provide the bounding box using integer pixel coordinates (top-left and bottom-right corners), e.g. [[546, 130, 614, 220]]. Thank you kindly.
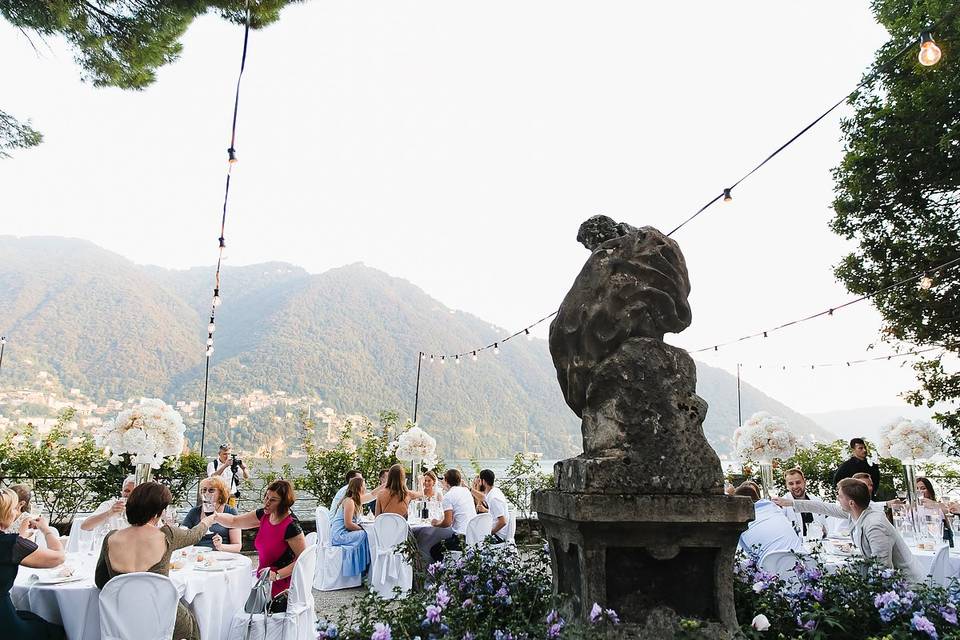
[[95, 398, 186, 469], [389, 425, 438, 474], [878, 418, 943, 462], [732, 411, 799, 463]]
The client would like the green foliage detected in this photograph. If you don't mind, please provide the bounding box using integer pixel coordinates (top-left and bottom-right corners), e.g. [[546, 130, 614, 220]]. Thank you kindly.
[[733, 551, 959, 639], [0, 1, 301, 153], [831, 0, 960, 451], [322, 542, 619, 640], [0, 109, 42, 159], [499, 452, 554, 521], [300, 411, 400, 507]]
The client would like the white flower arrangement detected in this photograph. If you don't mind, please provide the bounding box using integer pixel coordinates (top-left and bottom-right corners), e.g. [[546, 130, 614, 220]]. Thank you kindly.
[[389, 425, 438, 470], [94, 398, 186, 469], [732, 411, 800, 463], [877, 417, 943, 462]]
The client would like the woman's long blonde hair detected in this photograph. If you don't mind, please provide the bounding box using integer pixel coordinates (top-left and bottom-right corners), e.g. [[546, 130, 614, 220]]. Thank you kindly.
[[0, 488, 20, 529], [339, 476, 365, 513]]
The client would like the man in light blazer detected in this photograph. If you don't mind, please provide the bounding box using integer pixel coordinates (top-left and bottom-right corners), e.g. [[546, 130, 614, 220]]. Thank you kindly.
[[777, 478, 924, 582]]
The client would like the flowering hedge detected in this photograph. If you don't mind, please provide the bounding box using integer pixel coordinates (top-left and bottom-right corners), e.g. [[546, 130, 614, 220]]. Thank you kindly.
[[733, 552, 958, 639], [320, 542, 619, 640]]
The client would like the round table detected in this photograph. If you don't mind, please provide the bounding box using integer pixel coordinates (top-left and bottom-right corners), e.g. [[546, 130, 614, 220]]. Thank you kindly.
[[806, 540, 960, 577], [11, 550, 253, 640]]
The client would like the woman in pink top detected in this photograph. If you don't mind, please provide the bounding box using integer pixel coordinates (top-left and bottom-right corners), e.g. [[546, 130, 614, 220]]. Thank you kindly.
[[215, 480, 306, 609]]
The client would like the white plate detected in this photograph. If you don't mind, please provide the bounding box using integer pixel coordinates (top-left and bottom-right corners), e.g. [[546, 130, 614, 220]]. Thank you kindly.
[[194, 560, 239, 572]]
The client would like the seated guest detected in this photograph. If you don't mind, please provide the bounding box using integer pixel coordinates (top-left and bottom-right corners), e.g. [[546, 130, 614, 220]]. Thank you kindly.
[[850, 473, 899, 512], [429, 469, 477, 561], [329, 469, 362, 513], [916, 476, 954, 545], [330, 477, 370, 577], [0, 488, 66, 640], [95, 482, 215, 640], [735, 484, 802, 561], [375, 464, 422, 517], [82, 476, 136, 532], [367, 469, 390, 513], [470, 469, 509, 541], [181, 477, 241, 552], [215, 480, 306, 609], [3, 485, 34, 534], [780, 468, 829, 537], [422, 470, 443, 502]]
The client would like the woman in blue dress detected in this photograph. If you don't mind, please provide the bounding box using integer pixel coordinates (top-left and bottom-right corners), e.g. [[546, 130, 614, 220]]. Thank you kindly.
[[330, 476, 370, 577]]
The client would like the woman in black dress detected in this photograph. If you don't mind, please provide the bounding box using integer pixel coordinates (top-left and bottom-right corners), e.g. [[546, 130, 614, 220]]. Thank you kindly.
[[0, 487, 67, 640]]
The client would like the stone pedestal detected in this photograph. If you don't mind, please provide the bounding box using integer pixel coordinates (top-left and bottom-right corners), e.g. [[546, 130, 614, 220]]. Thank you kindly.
[[532, 490, 754, 638]]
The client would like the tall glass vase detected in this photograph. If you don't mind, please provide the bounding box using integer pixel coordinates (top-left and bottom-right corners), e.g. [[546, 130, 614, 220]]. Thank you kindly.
[[412, 458, 422, 493], [903, 462, 921, 536], [760, 462, 775, 500], [134, 462, 153, 486]]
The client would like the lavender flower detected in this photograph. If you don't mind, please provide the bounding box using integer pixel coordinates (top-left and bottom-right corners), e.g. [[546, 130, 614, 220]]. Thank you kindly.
[[605, 608, 620, 625], [546, 610, 559, 625], [462, 633, 475, 640], [427, 562, 443, 576], [938, 604, 957, 625], [371, 623, 391, 640], [911, 611, 938, 639], [436, 586, 451, 608], [425, 605, 442, 624]]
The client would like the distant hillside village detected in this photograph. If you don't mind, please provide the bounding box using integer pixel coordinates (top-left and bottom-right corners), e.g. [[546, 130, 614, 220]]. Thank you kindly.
[[0, 370, 372, 459]]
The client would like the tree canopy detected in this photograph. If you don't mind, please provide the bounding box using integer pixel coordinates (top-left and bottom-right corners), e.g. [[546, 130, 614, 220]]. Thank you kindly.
[[831, 0, 960, 450], [0, 0, 302, 156]]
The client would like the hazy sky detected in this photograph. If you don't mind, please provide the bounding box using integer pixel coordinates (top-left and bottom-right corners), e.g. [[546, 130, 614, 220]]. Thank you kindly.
[[0, 1, 948, 416]]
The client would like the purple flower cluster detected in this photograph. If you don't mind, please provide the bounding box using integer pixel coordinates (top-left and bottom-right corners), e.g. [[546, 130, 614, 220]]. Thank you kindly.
[[370, 622, 391, 640], [588, 603, 620, 625], [911, 611, 938, 639]]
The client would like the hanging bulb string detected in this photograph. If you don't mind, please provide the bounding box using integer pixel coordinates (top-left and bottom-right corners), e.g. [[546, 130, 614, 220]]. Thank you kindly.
[[200, 1, 252, 457], [714, 343, 955, 374], [420, 309, 558, 361], [688, 255, 960, 355]]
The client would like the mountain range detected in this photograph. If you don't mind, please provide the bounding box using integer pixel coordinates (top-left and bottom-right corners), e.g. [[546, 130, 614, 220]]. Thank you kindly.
[[0, 236, 835, 458]]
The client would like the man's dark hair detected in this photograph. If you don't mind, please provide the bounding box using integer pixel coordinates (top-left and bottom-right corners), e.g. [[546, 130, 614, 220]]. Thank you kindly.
[[479, 469, 496, 487], [734, 484, 760, 502], [444, 469, 462, 487], [379, 469, 390, 480], [126, 482, 172, 526], [850, 438, 866, 449], [345, 469, 361, 483], [838, 478, 871, 509]]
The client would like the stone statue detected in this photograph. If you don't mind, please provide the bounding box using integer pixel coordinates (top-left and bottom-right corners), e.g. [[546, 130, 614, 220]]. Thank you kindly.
[[548, 215, 719, 494], [532, 216, 753, 637]]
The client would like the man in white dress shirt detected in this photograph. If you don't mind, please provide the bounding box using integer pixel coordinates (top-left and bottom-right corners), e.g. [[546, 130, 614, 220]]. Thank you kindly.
[[470, 469, 509, 541], [735, 484, 802, 561], [81, 475, 136, 531], [780, 468, 830, 538]]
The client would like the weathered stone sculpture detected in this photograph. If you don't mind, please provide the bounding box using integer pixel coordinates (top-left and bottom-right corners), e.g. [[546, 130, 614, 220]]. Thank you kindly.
[[532, 216, 753, 638]]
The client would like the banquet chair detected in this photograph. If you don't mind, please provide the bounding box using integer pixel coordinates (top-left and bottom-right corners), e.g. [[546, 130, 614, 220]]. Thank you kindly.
[[927, 544, 953, 587], [66, 516, 92, 553], [99, 572, 178, 640], [314, 507, 362, 591], [759, 550, 816, 591], [369, 514, 414, 599], [489, 511, 517, 551], [229, 544, 318, 640], [464, 513, 493, 546]]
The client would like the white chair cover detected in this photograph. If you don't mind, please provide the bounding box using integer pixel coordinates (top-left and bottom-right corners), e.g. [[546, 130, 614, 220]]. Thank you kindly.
[[927, 543, 953, 587], [465, 513, 493, 546], [229, 544, 319, 640], [759, 550, 815, 592], [313, 508, 362, 591], [504, 511, 517, 543], [66, 516, 92, 553], [315, 507, 331, 546], [305, 531, 318, 547], [99, 572, 178, 640], [369, 514, 413, 599]]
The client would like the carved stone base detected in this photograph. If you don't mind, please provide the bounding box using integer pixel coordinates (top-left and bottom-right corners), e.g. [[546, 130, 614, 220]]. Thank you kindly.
[[532, 490, 754, 639]]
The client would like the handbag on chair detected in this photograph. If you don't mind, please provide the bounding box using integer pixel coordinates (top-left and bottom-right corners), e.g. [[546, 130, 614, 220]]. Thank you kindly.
[[243, 569, 274, 640]]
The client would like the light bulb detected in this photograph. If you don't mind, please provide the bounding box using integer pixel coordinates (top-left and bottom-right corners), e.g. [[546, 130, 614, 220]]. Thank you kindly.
[[206, 337, 214, 346], [723, 188, 732, 203], [472, 351, 478, 362], [494, 343, 500, 355], [440, 356, 446, 364], [213, 288, 222, 307], [228, 147, 238, 164], [918, 32, 942, 66], [920, 276, 933, 290], [208, 322, 216, 333], [420, 353, 426, 360], [0, 336, 5, 345], [206, 347, 214, 357], [455, 355, 460, 365], [525, 328, 532, 341], [430, 355, 434, 363]]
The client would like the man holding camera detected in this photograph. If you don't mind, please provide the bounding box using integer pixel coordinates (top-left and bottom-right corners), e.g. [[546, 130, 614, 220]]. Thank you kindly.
[[207, 443, 249, 507]]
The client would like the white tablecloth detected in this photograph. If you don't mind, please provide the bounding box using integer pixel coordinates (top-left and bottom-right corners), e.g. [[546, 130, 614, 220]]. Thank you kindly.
[[360, 518, 452, 565], [12, 551, 253, 640], [806, 540, 960, 578]]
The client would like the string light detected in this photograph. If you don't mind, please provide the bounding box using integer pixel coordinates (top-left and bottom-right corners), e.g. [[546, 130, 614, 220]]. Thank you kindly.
[[494, 343, 500, 355], [228, 147, 238, 164], [472, 351, 478, 361], [420, 353, 426, 360], [212, 288, 222, 307], [723, 188, 733, 203], [206, 337, 214, 347], [918, 31, 942, 66], [206, 347, 214, 357], [525, 328, 532, 341], [455, 355, 461, 364], [207, 319, 216, 333], [441, 356, 446, 364], [430, 355, 435, 363]]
